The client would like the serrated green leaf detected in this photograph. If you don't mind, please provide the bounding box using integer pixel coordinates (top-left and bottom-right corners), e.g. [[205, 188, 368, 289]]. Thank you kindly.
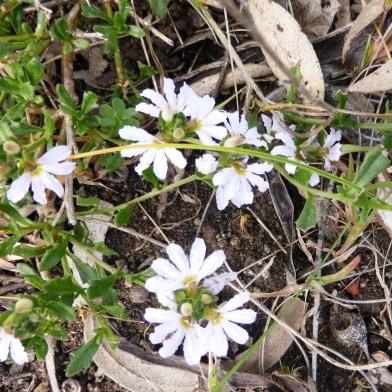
[[44, 277, 82, 295], [68, 253, 98, 284], [296, 194, 317, 231], [12, 245, 47, 258], [74, 221, 89, 243], [66, 334, 103, 377], [17, 263, 45, 289], [57, 84, 77, 115], [87, 274, 118, 299], [39, 238, 68, 271], [0, 235, 19, 257], [46, 301, 76, 320], [81, 2, 108, 21], [98, 153, 123, 172], [81, 91, 98, 114], [27, 336, 48, 359], [50, 19, 72, 42], [114, 206, 132, 227]]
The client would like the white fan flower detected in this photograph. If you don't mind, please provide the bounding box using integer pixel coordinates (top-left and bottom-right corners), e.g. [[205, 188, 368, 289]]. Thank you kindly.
[[195, 153, 219, 175], [261, 112, 289, 144], [0, 329, 28, 365], [322, 128, 342, 171], [204, 292, 256, 357], [119, 126, 187, 180], [135, 78, 192, 122], [184, 92, 227, 145], [144, 304, 207, 365], [224, 112, 266, 148], [145, 238, 230, 294], [7, 145, 75, 205], [212, 160, 273, 210], [270, 129, 298, 175]]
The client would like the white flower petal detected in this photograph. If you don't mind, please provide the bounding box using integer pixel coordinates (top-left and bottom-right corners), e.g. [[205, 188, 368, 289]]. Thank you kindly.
[[7, 173, 31, 203], [156, 291, 177, 310], [231, 178, 253, 208], [198, 250, 225, 280], [0, 333, 11, 362], [204, 110, 227, 126], [149, 321, 179, 344], [247, 162, 273, 175], [159, 329, 185, 358], [221, 320, 249, 344], [327, 143, 342, 162], [324, 128, 341, 148], [202, 272, 236, 294], [119, 126, 157, 142], [195, 131, 217, 146], [309, 173, 320, 187], [31, 175, 47, 205], [261, 114, 272, 132], [275, 131, 296, 152], [166, 244, 190, 274], [153, 150, 168, 180], [145, 276, 183, 293], [216, 185, 229, 211], [213, 168, 234, 186], [199, 125, 227, 140], [135, 149, 157, 175], [141, 89, 167, 110], [164, 148, 187, 170], [144, 308, 180, 324], [135, 102, 160, 118], [39, 172, 64, 198], [205, 324, 228, 357], [37, 145, 71, 165], [285, 162, 297, 175], [195, 154, 218, 175], [219, 292, 250, 312], [224, 309, 256, 324], [196, 95, 216, 119], [183, 328, 206, 365], [163, 78, 176, 109], [189, 238, 206, 275], [271, 145, 295, 159], [246, 172, 269, 193], [150, 258, 183, 281], [177, 83, 195, 112], [43, 162, 75, 175], [9, 338, 28, 365]]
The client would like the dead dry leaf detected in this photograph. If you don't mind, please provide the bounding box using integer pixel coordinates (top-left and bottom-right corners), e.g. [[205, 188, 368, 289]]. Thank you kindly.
[[292, 0, 340, 39], [248, 0, 325, 99], [191, 63, 271, 95], [348, 60, 392, 93], [239, 299, 306, 373], [342, 0, 385, 62]]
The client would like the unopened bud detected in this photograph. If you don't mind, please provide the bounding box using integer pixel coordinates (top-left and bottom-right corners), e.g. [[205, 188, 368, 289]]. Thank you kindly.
[[224, 134, 244, 148], [3, 141, 20, 155], [180, 302, 193, 317], [173, 127, 185, 140], [200, 293, 213, 304], [15, 298, 33, 314]]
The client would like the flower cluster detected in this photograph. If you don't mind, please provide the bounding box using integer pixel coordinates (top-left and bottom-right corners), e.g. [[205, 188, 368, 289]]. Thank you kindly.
[[6, 78, 342, 211], [119, 78, 342, 210], [144, 238, 256, 365]]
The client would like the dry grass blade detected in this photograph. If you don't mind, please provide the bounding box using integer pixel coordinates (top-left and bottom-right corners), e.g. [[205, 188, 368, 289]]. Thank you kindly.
[[248, 0, 325, 99], [348, 60, 392, 93], [342, 0, 385, 62]]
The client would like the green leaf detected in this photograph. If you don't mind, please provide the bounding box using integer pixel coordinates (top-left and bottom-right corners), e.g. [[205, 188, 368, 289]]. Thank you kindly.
[[101, 304, 126, 318], [127, 24, 145, 38], [27, 336, 48, 359], [90, 242, 117, 256], [57, 84, 77, 115], [66, 334, 103, 377], [39, 238, 68, 271], [46, 301, 76, 320], [74, 221, 89, 243], [0, 203, 33, 227], [0, 235, 19, 257], [17, 263, 45, 289], [44, 277, 82, 295], [87, 274, 118, 300], [13, 245, 47, 258], [296, 194, 317, 231], [150, 0, 167, 17], [72, 38, 89, 49], [354, 147, 390, 188], [98, 153, 123, 172], [142, 166, 160, 188], [81, 2, 108, 21], [114, 206, 132, 227], [68, 254, 98, 284], [76, 196, 100, 207], [50, 19, 72, 42], [81, 91, 98, 114]]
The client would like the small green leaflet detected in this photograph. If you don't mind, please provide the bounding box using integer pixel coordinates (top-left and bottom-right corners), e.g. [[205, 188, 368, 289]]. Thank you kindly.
[[296, 194, 317, 231]]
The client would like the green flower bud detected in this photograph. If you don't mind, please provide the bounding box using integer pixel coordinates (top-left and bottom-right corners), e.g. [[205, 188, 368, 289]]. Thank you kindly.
[[15, 298, 33, 314], [3, 141, 20, 155], [180, 302, 193, 317], [173, 127, 185, 140], [200, 293, 214, 304]]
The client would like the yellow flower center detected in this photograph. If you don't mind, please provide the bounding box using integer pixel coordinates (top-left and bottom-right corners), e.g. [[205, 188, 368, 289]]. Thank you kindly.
[[186, 119, 203, 133], [232, 161, 246, 175]]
